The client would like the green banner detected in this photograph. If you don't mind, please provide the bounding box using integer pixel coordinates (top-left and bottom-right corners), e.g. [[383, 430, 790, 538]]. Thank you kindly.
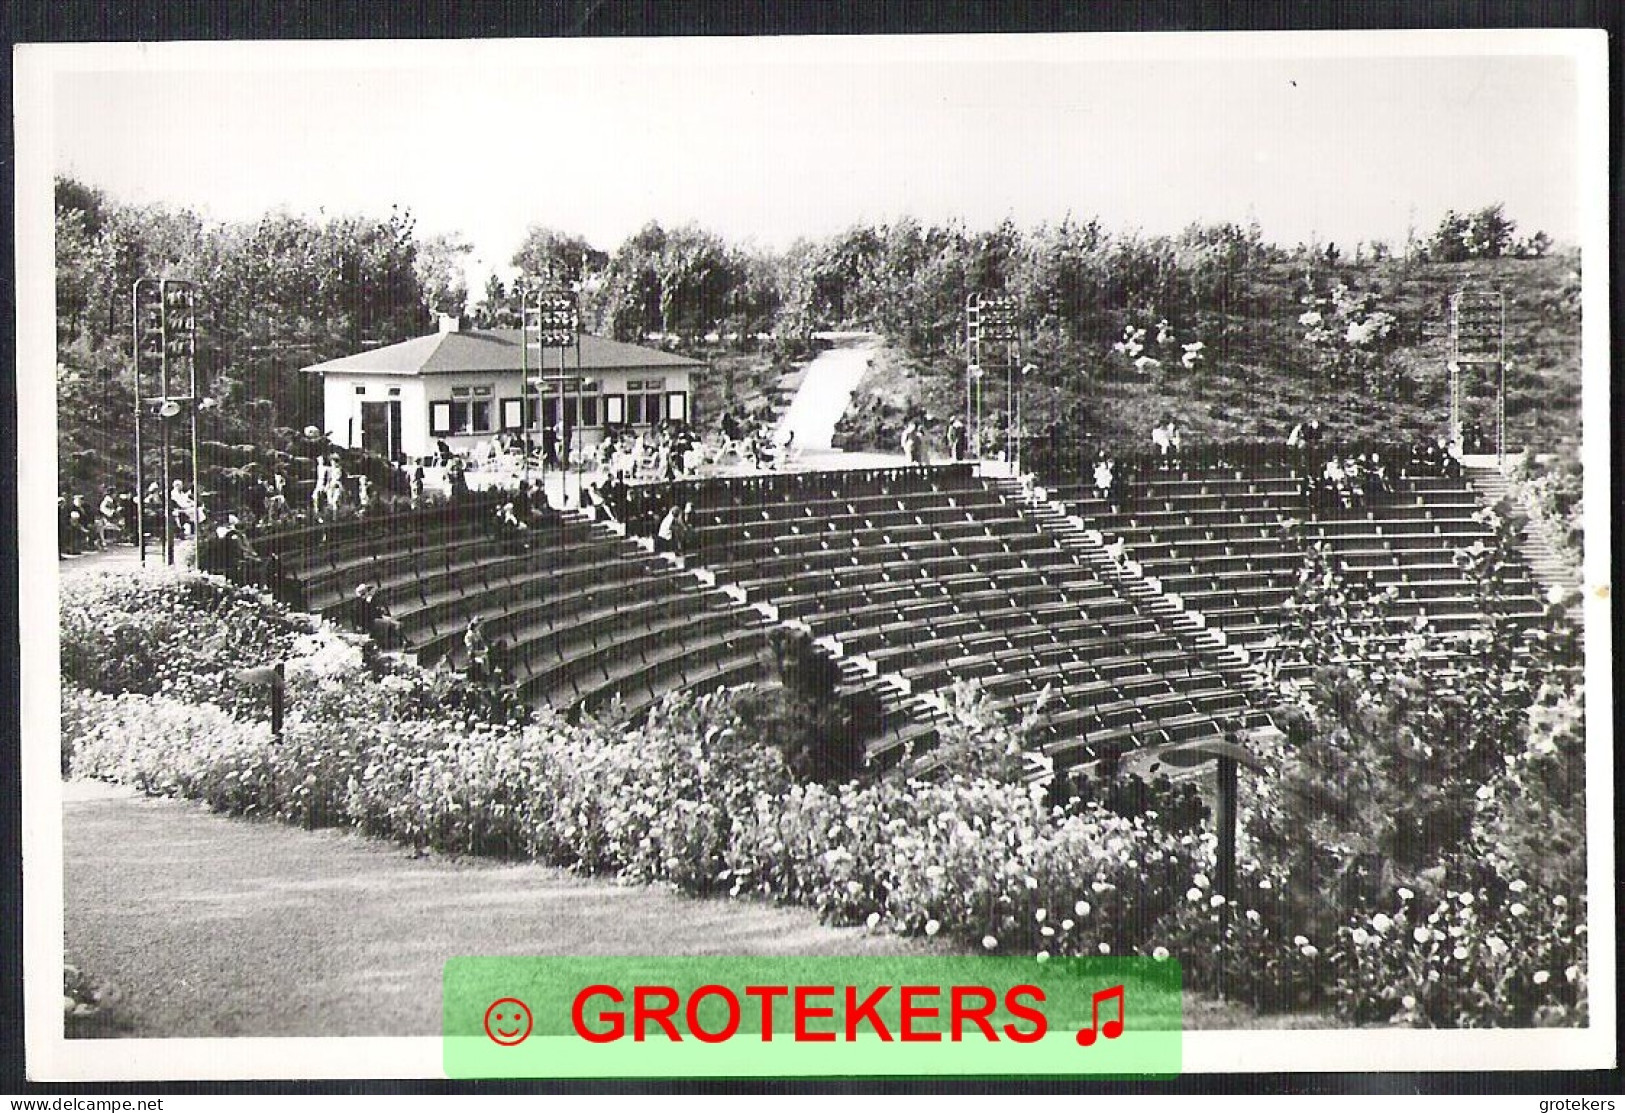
[[444, 956, 1182, 1079]]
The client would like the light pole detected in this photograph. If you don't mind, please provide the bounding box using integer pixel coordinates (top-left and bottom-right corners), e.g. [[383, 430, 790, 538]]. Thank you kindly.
[[1017, 364, 1036, 474], [964, 294, 981, 459], [132, 278, 200, 566], [1158, 732, 1270, 997]]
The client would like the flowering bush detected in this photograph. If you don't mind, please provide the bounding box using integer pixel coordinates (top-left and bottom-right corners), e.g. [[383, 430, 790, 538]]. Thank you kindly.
[[61, 569, 314, 707], [1298, 282, 1400, 391], [1151, 857, 1332, 1012], [1327, 871, 1587, 1028]]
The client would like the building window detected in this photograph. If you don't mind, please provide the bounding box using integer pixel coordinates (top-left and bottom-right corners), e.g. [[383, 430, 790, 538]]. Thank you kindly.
[[447, 385, 494, 434], [354, 385, 366, 395], [579, 396, 600, 427], [626, 378, 667, 426], [430, 401, 453, 436], [387, 387, 401, 397]]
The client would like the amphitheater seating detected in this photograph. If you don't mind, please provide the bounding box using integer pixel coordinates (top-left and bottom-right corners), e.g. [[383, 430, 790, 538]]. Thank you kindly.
[[224, 497, 775, 723], [622, 464, 1273, 769], [1039, 452, 1545, 678]]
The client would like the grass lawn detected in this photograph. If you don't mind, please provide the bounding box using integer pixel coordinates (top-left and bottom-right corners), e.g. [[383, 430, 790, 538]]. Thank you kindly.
[[62, 781, 1334, 1038]]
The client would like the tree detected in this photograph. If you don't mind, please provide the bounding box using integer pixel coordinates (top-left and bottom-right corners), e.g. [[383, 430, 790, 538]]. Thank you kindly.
[[1249, 512, 1555, 934], [509, 225, 605, 288], [1429, 204, 1517, 262], [414, 232, 473, 318]]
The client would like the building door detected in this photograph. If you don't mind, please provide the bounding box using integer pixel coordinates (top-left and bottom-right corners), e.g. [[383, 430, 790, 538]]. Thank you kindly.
[[360, 401, 402, 460]]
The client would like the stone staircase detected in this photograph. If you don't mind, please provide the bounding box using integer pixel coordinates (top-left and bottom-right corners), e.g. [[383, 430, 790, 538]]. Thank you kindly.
[[1461, 460, 1578, 597], [990, 475, 1277, 705]]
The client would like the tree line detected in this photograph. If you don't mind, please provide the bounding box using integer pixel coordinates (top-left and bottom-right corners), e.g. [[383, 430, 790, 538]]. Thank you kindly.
[[55, 174, 1555, 447]]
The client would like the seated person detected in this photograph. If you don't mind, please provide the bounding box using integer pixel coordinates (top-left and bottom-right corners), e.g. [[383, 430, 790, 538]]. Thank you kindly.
[[463, 615, 492, 683], [493, 500, 530, 547], [353, 582, 404, 650]]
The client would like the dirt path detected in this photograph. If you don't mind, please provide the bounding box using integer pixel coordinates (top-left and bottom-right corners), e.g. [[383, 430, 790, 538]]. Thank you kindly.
[[775, 334, 880, 452], [63, 783, 942, 1037]]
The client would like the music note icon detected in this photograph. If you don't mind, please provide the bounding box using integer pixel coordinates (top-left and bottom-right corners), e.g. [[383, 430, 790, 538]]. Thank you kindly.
[[1076, 984, 1125, 1046]]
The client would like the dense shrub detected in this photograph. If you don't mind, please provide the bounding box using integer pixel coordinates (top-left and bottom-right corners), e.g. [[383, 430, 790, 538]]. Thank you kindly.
[[60, 569, 314, 704], [1326, 867, 1586, 1028]]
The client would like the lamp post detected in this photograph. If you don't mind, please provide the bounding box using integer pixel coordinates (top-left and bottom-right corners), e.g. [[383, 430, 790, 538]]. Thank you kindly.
[[132, 278, 200, 566], [977, 295, 1017, 467], [1158, 731, 1271, 997], [233, 662, 286, 742], [964, 294, 981, 459], [1017, 363, 1036, 475]]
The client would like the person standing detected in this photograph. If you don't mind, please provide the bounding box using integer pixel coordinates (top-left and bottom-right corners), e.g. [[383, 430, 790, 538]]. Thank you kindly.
[[947, 416, 967, 462], [900, 419, 919, 465]]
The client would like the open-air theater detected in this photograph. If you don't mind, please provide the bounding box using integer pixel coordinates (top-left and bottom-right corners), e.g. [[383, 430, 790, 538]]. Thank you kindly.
[[204, 403, 1552, 782]]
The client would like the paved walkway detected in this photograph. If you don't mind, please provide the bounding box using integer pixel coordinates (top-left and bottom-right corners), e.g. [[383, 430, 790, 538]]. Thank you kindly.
[[775, 335, 880, 452], [63, 783, 942, 1037]]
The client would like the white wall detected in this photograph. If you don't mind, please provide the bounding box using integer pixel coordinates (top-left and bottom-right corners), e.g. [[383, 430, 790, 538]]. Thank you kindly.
[[321, 373, 424, 456], [323, 365, 694, 460]]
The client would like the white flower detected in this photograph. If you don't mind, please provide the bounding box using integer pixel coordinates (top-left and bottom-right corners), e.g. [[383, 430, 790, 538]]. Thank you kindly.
[[1152, 946, 1170, 961], [1565, 965, 1581, 983], [1301, 945, 1319, 958], [1397, 888, 1414, 901], [982, 935, 999, 951], [1553, 895, 1568, 908], [1298, 310, 1323, 327], [1459, 892, 1475, 907], [1401, 995, 1417, 1009], [1041, 926, 1055, 938], [1061, 919, 1075, 931], [1509, 903, 1528, 918], [1098, 942, 1111, 955], [1508, 879, 1528, 894], [1533, 970, 1551, 985], [1453, 946, 1469, 960], [1414, 927, 1430, 943], [1372, 913, 1393, 933], [1486, 936, 1508, 956], [925, 919, 941, 937], [866, 912, 881, 930], [1036, 951, 1050, 963], [1293, 935, 1309, 947], [1245, 909, 1261, 924], [1210, 894, 1226, 908], [1475, 784, 1494, 801], [1351, 928, 1370, 945], [1024, 876, 1039, 891], [1258, 878, 1272, 890], [1187, 888, 1204, 902], [1193, 873, 1210, 889], [1075, 900, 1091, 917]]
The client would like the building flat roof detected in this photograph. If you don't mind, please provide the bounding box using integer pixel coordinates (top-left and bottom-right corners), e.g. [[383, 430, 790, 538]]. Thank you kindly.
[[303, 328, 705, 376]]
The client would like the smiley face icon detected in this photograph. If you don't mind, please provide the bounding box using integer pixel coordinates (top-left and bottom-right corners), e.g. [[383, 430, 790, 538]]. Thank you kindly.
[[483, 997, 533, 1046]]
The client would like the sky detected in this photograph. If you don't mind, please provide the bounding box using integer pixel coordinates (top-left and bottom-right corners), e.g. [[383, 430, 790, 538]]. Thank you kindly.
[[42, 34, 1588, 293]]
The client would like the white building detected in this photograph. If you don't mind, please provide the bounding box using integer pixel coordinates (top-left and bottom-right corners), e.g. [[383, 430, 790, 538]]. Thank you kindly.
[[304, 317, 703, 461]]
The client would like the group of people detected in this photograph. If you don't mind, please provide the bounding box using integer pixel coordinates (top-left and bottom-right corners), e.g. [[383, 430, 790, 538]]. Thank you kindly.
[[58, 480, 215, 558], [900, 417, 933, 466], [57, 490, 131, 556], [490, 479, 559, 549], [1299, 451, 1394, 511], [1150, 414, 1184, 464]]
